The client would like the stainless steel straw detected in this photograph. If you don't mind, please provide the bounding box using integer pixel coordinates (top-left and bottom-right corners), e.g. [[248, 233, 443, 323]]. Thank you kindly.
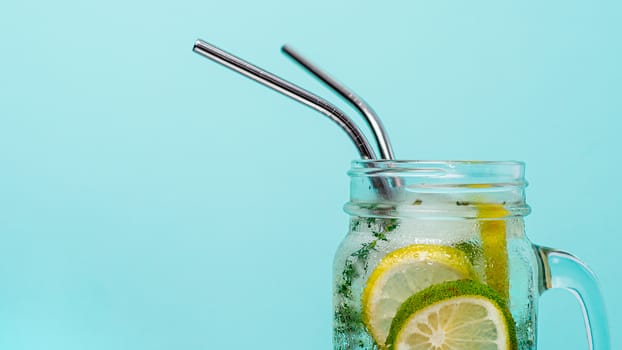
[[281, 45, 395, 160], [193, 39, 376, 160]]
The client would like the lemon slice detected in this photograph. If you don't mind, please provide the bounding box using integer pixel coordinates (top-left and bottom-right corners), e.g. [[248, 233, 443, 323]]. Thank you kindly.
[[362, 245, 476, 347], [477, 203, 510, 300], [387, 280, 517, 350]]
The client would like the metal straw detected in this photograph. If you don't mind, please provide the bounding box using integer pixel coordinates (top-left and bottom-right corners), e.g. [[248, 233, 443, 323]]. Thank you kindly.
[[281, 45, 395, 160], [281, 45, 402, 189], [193, 39, 376, 160]]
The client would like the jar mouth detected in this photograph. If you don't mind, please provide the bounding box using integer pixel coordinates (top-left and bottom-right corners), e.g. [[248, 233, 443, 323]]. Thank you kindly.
[[352, 160, 524, 165], [347, 160, 530, 218], [349, 160, 526, 187]]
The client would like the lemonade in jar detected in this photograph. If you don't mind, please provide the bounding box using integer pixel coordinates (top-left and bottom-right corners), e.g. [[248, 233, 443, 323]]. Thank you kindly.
[[333, 160, 607, 350]]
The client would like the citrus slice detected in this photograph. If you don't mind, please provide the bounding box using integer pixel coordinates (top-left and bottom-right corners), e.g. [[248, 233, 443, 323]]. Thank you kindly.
[[362, 245, 476, 347], [477, 203, 510, 300], [386, 280, 517, 350]]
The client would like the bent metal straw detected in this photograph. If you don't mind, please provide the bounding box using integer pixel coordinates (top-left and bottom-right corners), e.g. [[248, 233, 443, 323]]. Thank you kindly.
[[279, 45, 402, 189], [281, 45, 395, 160]]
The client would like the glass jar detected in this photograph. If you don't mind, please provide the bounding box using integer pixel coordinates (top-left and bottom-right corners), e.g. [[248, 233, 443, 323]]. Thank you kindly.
[[333, 160, 609, 350]]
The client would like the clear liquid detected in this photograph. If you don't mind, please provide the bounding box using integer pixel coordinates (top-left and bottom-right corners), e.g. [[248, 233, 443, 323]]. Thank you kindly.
[[333, 213, 538, 349]]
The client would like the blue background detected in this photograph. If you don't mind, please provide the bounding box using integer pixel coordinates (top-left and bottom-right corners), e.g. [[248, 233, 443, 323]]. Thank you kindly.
[[1, 0, 620, 349]]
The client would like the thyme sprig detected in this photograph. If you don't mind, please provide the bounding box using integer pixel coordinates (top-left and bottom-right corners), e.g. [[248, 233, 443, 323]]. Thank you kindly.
[[334, 217, 399, 337]]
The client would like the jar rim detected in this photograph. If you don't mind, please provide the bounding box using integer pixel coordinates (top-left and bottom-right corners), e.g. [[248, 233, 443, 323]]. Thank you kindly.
[[351, 159, 525, 167], [349, 160, 525, 181], [347, 160, 529, 218]]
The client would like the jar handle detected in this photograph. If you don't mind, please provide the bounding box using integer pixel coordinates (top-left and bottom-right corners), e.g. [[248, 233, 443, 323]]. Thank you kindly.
[[534, 245, 610, 350]]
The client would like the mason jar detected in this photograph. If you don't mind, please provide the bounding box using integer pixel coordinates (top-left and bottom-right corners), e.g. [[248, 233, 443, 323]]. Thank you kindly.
[[333, 160, 609, 350]]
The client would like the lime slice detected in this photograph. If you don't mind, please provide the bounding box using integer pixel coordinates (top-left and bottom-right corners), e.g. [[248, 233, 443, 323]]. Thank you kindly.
[[387, 280, 517, 350], [362, 245, 476, 347]]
